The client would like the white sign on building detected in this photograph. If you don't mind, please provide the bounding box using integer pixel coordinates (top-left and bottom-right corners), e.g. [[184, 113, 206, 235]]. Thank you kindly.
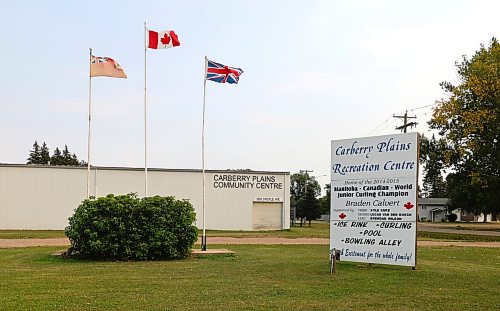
[[330, 133, 418, 267]]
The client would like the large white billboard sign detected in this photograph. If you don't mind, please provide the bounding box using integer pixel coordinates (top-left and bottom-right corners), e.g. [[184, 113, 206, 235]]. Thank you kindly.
[[330, 133, 418, 267]]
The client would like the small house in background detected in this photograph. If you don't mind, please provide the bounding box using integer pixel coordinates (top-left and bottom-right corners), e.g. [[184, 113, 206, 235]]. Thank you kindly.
[[417, 197, 497, 222], [418, 198, 450, 222]]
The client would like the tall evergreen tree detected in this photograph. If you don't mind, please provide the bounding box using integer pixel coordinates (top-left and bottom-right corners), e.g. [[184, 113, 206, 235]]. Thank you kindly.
[[297, 186, 322, 227], [62, 145, 76, 165], [319, 183, 331, 215], [26, 141, 42, 164], [419, 134, 447, 197], [290, 172, 321, 226], [71, 154, 81, 166], [51, 147, 64, 166], [40, 142, 50, 165], [26, 141, 84, 166]]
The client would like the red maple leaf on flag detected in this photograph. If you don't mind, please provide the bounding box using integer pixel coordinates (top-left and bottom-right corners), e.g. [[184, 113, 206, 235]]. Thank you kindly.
[[404, 202, 414, 210], [161, 33, 171, 45], [339, 213, 347, 219]]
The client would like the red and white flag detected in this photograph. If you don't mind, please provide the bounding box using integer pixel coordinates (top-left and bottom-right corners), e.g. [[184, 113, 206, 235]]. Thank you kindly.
[[147, 29, 180, 49], [90, 55, 127, 78]]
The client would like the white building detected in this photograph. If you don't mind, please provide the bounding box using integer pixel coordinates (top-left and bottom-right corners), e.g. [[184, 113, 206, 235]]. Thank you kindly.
[[418, 198, 449, 222], [417, 197, 496, 222], [0, 164, 290, 231]]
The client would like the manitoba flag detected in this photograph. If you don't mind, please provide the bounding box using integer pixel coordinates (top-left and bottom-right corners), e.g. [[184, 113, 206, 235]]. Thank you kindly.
[[90, 55, 127, 78], [147, 29, 180, 49]]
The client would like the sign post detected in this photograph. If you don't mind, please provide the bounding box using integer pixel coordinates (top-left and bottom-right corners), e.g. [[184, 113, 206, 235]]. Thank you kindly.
[[330, 133, 418, 268]]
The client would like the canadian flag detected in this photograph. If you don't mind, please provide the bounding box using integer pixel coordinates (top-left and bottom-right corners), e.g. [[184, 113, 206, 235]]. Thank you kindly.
[[147, 30, 180, 49]]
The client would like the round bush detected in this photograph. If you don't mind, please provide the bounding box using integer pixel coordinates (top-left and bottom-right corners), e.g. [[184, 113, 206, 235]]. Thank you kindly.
[[65, 194, 198, 260], [447, 213, 458, 222]]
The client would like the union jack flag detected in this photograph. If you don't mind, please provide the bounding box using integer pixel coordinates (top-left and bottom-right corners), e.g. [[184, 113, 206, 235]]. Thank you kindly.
[[206, 59, 244, 84]]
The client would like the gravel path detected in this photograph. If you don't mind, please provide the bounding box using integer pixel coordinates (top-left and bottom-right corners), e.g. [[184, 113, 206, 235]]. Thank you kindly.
[[1, 237, 499, 248]]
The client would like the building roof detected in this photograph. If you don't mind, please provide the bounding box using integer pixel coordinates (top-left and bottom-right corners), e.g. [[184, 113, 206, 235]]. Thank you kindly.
[[0, 163, 289, 175], [418, 197, 449, 206]]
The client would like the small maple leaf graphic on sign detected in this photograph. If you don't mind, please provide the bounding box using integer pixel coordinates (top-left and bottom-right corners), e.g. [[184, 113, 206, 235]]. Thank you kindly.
[[404, 202, 414, 210], [339, 213, 347, 219], [161, 33, 171, 45]]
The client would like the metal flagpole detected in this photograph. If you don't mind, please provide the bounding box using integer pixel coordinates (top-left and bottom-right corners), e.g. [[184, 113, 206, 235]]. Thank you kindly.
[[144, 22, 148, 197], [201, 56, 208, 251], [87, 48, 93, 199]]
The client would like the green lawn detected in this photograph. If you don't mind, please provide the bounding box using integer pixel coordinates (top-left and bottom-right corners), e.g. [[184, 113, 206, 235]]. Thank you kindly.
[[417, 231, 500, 242], [0, 230, 67, 239], [0, 245, 498, 310], [420, 222, 500, 232], [2, 221, 500, 242], [0, 224, 330, 240], [205, 221, 330, 238]]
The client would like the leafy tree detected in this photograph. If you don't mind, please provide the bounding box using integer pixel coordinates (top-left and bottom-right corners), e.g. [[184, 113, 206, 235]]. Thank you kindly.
[[40, 142, 50, 165], [429, 38, 500, 220], [446, 165, 496, 221], [290, 172, 321, 226], [419, 134, 447, 197], [26, 141, 42, 164]]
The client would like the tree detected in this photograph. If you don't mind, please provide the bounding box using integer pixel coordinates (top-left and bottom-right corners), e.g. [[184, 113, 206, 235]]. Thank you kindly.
[[319, 183, 331, 215], [26, 141, 85, 166], [40, 142, 50, 165], [297, 186, 321, 227], [51, 147, 64, 166], [446, 165, 497, 221], [419, 134, 447, 198], [430, 38, 500, 220], [290, 171, 321, 226], [62, 145, 80, 166], [26, 141, 42, 164], [62, 145, 71, 165]]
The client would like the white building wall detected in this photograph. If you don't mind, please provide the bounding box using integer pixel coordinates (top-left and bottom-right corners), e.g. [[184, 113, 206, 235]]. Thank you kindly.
[[418, 205, 431, 221], [475, 214, 492, 222], [0, 165, 290, 230]]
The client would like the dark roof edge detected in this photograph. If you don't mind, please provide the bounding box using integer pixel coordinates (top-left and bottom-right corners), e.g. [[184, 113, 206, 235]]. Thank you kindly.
[[0, 163, 290, 175]]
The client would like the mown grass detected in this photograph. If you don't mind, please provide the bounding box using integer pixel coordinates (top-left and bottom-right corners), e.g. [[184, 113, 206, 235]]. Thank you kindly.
[[0, 224, 330, 240], [0, 245, 498, 310], [417, 231, 500, 242], [205, 221, 330, 238], [0, 230, 67, 239], [420, 222, 500, 232], [1, 222, 500, 242]]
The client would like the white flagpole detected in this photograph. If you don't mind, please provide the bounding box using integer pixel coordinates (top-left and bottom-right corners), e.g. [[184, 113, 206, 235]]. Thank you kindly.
[[201, 56, 208, 251], [87, 48, 93, 199], [144, 22, 148, 197]]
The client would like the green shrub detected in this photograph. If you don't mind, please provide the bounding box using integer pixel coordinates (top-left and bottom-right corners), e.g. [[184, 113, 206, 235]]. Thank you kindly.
[[65, 194, 198, 261], [447, 213, 458, 222]]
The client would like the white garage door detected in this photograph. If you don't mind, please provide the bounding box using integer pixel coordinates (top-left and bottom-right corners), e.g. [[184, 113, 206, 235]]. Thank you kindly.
[[252, 202, 282, 230]]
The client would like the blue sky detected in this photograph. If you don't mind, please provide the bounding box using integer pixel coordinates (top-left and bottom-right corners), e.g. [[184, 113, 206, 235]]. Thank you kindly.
[[0, 0, 498, 189]]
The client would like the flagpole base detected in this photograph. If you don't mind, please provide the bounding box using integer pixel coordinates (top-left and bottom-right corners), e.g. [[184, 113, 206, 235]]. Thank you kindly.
[[201, 236, 207, 251]]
